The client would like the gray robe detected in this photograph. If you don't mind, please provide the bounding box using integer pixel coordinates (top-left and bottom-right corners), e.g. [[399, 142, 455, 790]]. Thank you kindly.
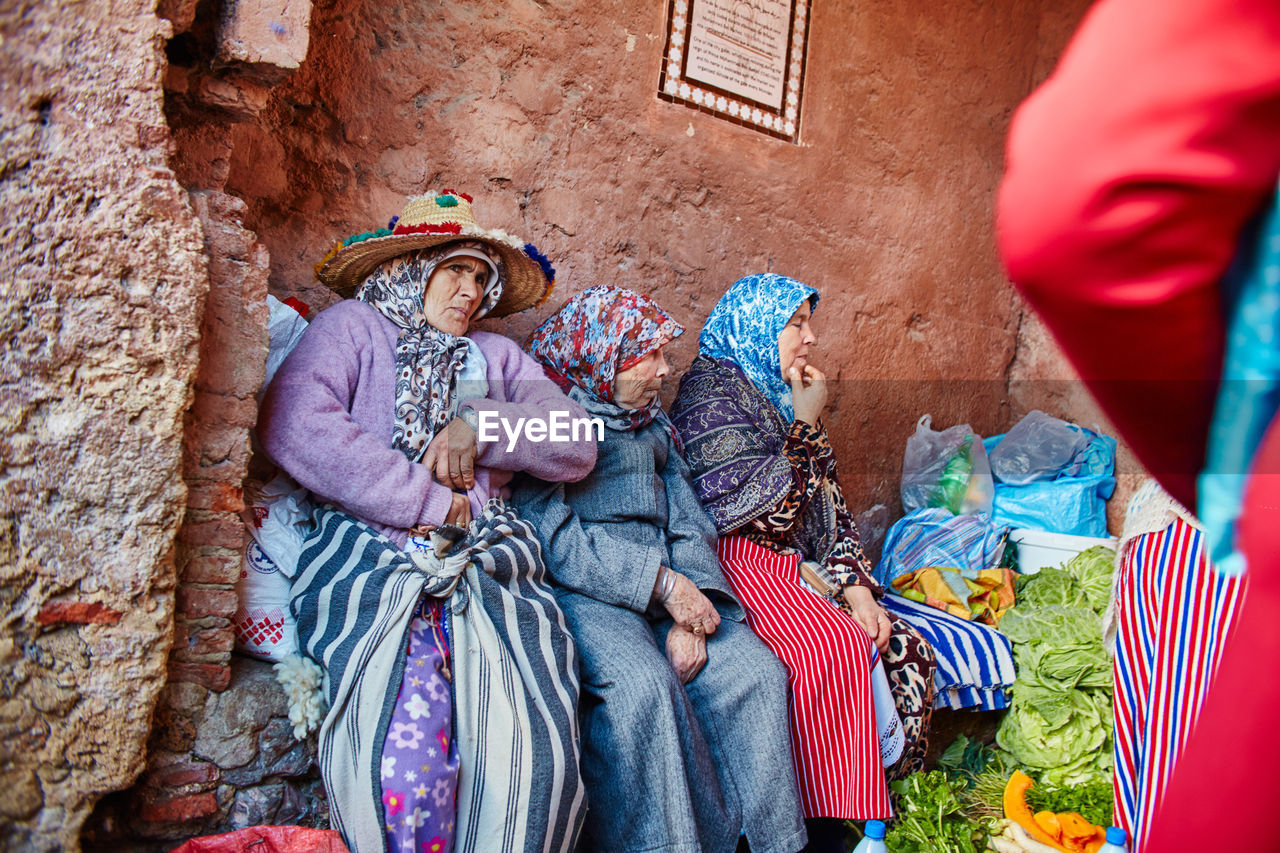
[[512, 421, 806, 853]]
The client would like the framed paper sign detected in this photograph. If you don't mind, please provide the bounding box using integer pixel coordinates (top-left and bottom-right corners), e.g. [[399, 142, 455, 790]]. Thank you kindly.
[[658, 0, 810, 142]]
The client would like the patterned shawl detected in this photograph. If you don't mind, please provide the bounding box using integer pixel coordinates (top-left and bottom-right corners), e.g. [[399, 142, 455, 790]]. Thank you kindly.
[[671, 355, 795, 533], [525, 284, 683, 433], [672, 354, 849, 564], [698, 273, 818, 423], [356, 242, 503, 461]]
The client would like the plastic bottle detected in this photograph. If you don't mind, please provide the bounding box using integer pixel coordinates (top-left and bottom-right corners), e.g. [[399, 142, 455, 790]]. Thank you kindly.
[[933, 436, 974, 513], [852, 819, 887, 853], [1097, 826, 1129, 853]]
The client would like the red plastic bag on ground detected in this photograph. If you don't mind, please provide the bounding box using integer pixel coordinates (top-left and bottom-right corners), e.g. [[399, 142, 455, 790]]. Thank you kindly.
[[169, 825, 348, 853]]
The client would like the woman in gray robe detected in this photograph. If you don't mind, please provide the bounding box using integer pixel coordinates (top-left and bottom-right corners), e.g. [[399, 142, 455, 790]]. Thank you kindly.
[[513, 285, 806, 853]]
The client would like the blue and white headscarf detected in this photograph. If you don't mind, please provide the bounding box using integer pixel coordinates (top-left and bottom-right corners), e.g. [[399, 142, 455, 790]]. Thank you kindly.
[[698, 273, 818, 422]]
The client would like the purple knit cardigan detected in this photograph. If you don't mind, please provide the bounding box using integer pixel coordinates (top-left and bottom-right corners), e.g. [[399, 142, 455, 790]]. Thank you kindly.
[[258, 299, 598, 546]]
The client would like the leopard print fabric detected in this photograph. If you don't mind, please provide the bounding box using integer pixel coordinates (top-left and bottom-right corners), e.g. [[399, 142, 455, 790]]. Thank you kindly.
[[878, 616, 936, 779], [746, 420, 878, 590]]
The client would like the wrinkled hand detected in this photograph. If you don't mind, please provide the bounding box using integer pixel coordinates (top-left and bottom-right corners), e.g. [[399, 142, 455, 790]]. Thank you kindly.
[[842, 585, 891, 653], [666, 625, 708, 684], [443, 491, 472, 528], [662, 571, 720, 636], [423, 417, 478, 490], [789, 364, 828, 425]]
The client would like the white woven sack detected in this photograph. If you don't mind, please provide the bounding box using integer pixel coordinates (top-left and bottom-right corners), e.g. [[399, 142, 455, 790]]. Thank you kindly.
[[233, 540, 298, 662]]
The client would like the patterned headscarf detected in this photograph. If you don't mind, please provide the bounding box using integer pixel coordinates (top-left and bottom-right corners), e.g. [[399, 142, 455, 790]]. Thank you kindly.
[[698, 273, 819, 422], [356, 241, 503, 461], [525, 285, 683, 432]]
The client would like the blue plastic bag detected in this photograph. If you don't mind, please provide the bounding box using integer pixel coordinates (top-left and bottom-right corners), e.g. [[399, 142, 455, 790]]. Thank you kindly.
[[874, 507, 1010, 588], [982, 425, 1116, 537]]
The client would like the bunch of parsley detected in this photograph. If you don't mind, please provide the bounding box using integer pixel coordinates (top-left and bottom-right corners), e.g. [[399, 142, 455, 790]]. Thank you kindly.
[[883, 770, 983, 853], [1024, 776, 1114, 828]]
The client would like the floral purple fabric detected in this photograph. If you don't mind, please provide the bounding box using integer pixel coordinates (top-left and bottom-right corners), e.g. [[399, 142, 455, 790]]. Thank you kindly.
[[380, 598, 459, 853], [524, 285, 683, 431]]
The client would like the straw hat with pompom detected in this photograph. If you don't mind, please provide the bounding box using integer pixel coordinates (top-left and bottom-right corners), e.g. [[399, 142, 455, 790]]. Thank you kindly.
[[314, 189, 556, 317]]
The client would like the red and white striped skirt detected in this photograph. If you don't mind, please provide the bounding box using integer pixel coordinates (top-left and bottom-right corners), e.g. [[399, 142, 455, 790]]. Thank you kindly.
[[1112, 517, 1247, 851], [716, 535, 891, 819]]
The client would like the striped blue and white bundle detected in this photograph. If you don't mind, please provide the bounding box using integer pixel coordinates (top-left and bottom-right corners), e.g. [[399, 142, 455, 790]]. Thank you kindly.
[[291, 500, 585, 853]]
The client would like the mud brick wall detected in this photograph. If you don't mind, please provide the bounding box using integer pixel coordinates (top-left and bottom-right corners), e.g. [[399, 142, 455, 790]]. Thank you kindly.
[[84, 0, 323, 846], [171, 190, 269, 696], [94, 190, 274, 841]]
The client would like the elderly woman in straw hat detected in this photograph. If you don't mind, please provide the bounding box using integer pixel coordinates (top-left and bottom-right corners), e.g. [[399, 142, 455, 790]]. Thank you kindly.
[[259, 190, 596, 853], [514, 285, 807, 853]]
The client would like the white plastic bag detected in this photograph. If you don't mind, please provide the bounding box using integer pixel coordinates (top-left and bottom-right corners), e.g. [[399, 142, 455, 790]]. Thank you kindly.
[[900, 414, 994, 515], [242, 471, 313, 580], [234, 295, 313, 662], [263, 294, 310, 392], [235, 470, 312, 662]]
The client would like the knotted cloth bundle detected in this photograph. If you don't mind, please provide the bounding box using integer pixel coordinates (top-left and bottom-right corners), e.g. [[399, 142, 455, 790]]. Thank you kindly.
[[290, 500, 585, 853]]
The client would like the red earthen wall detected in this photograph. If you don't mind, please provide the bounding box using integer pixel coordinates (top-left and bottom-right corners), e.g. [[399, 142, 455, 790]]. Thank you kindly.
[[179, 0, 1096, 517]]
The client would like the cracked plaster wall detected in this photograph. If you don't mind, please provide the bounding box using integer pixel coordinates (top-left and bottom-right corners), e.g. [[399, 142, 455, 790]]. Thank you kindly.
[[0, 1, 208, 850]]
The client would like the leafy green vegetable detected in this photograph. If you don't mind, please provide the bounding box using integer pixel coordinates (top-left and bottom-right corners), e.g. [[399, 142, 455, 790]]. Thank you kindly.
[[962, 761, 1012, 821], [995, 546, 1116, 786], [1025, 633, 1112, 690], [996, 684, 1112, 786], [1065, 545, 1116, 614], [1016, 565, 1089, 609], [937, 733, 1000, 786], [1000, 604, 1104, 654], [938, 733, 971, 768], [884, 770, 981, 853], [1025, 776, 1115, 828]]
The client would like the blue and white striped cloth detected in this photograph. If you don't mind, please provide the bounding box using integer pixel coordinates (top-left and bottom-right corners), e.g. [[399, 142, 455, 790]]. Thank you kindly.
[[291, 500, 585, 853], [882, 592, 1016, 711]]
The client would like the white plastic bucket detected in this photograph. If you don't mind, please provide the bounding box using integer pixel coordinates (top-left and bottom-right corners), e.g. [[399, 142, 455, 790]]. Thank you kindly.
[[1009, 528, 1117, 574]]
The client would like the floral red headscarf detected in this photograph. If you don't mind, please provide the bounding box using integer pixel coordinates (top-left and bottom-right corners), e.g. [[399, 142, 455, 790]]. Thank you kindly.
[[525, 285, 683, 431]]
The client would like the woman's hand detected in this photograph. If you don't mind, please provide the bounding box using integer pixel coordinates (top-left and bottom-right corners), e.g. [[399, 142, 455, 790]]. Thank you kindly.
[[408, 491, 471, 536], [665, 625, 708, 684], [662, 571, 721, 636], [842, 584, 891, 653], [423, 417, 478, 490], [443, 491, 472, 528], [789, 363, 828, 425]]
